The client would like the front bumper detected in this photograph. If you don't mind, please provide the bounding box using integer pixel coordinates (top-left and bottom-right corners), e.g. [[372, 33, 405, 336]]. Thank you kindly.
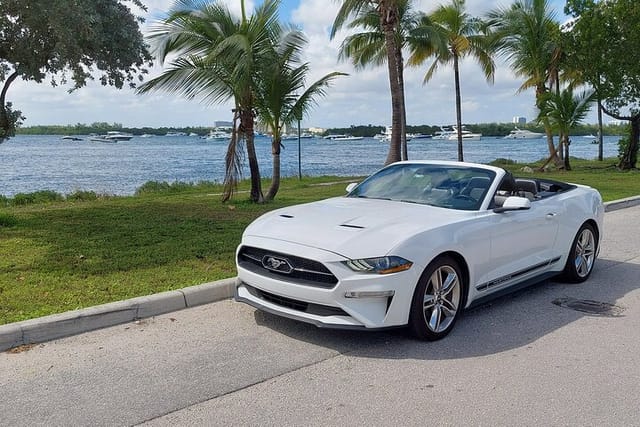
[[235, 280, 369, 330], [234, 237, 421, 329]]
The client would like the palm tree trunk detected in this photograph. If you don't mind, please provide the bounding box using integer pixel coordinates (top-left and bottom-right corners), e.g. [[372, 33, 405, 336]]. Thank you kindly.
[[381, 5, 402, 166], [240, 108, 263, 203], [563, 135, 571, 170], [453, 54, 464, 162], [265, 137, 282, 201], [395, 45, 408, 161], [597, 98, 603, 161], [0, 71, 19, 141], [619, 115, 639, 170]]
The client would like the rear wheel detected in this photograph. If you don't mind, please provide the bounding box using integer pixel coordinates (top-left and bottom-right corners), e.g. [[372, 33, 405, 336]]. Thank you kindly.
[[562, 223, 597, 283], [408, 256, 464, 341]]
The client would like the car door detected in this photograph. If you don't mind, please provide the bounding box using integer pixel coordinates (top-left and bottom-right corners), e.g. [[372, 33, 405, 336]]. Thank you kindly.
[[482, 197, 562, 292]]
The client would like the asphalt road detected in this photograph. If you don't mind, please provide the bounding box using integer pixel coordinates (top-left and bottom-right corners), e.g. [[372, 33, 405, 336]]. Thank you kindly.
[[1, 205, 639, 426]]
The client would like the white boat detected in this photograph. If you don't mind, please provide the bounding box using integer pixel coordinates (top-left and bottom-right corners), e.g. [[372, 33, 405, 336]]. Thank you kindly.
[[282, 133, 315, 140], [410, 133, 432, 139], [165, 132, 186, 137], [447, 126, 482, 141], [89, 135, 117, 143], [105, 131, 133, 141], [61, 135, 82, 141], [432, 127, 456, 140], [503, 127, 544, 139], [206, 128, 232, 141], [89, 131, 132, 142], [374, 126, 392, 141], [376, 126, 415, 142], [331, 135, 363, 141]]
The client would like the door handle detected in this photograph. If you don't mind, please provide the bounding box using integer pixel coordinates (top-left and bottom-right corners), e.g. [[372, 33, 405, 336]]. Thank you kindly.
[[546, 213, 557, 219]]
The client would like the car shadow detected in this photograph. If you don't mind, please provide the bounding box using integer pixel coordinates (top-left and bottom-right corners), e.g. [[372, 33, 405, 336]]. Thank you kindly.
[[252, 257, 639, 360]]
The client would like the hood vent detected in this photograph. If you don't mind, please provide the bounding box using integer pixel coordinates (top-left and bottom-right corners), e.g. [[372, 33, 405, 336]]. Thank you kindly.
[[340, 223, 365, 229]]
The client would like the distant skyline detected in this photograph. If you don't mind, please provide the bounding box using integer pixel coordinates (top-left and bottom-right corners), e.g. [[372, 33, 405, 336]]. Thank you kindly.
[[11, 0, 603, 129]]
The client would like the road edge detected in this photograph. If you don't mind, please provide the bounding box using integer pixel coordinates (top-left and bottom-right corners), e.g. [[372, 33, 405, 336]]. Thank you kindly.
[[0, 278, 236, 352]]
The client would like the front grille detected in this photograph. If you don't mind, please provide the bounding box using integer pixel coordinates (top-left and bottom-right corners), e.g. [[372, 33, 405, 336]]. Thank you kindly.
[[245, 284, 349, 317], [237, 246, 338, 288]]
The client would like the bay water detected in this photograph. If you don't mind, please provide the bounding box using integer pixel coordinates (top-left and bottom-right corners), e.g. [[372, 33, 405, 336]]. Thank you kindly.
[[0, 134, 620, 197]]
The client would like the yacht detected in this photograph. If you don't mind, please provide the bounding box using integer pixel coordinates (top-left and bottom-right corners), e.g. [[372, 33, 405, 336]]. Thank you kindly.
[[375, 126, 415, 142], [206, 128, 232, 141], [447, 126, 482, 141], [432, 126, 456, 140], [331, 135, 364, 141], [104, 131, 133, 141], [89, 131, 133, 142], [504, 127, 544, 139]]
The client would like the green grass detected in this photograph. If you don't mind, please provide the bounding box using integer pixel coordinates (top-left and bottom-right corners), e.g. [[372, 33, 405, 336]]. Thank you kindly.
[[0, 177, 356, 324], [0, 161, 638, 325]]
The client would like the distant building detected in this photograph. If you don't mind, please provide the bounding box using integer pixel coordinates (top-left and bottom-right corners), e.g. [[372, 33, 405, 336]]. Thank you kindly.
[[513, 116, 527, 125], [308, 127, 325, 135], [214, 121, 233, 129]]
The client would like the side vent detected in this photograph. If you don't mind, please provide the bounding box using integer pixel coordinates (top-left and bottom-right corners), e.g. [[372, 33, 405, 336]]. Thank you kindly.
[[340, 224, 365, 229], [279, 214, 294, 218]]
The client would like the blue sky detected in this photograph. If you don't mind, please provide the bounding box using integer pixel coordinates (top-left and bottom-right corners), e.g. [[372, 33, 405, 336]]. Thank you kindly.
[[11, 0, 592, 129]]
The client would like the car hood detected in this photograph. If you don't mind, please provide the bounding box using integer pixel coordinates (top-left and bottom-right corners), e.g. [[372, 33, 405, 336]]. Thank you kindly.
[[243, 197, 473, 258]]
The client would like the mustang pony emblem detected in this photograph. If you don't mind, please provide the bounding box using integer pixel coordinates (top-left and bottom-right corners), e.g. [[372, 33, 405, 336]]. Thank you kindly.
[[262, 255, 293, 274]]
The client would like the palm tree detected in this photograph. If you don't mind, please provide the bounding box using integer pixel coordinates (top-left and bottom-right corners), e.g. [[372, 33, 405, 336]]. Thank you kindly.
[[332, 0, 408, 165], [138, 0, 281, 203], [486, 0, 562, 165], [537, 88, 595, 170], [254, 28, 346, 200], [408, 0, 494, 162]]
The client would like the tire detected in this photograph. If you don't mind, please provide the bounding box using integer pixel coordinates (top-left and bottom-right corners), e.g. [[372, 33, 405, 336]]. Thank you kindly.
[[562, 223, 598, 283], [408, 255, 465, 341]]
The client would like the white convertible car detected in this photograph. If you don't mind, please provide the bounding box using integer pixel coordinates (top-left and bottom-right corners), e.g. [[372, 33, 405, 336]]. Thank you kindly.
[[235, 161, 604, 340]]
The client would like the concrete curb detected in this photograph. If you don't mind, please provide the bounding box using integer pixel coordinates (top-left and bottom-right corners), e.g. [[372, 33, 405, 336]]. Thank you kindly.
[[604, 195, 640, 212], [0, 278, 236, 352], [2, 195, 639, 352]]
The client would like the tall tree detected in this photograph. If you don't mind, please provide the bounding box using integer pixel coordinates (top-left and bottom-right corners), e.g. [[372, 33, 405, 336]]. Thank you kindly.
[[486, 0, 561, 165], [332, 0, 408, 165], [537, 88, 595, 170], [564, 0, 640, 169], [408, 0, 494, 162], [255, 29, 346, 200], [0, 0, 150, 142], [138, 0, 282, 202]]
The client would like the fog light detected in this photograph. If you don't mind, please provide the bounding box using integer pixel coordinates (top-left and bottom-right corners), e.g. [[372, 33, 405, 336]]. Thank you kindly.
[[344, 290, 395, 298]]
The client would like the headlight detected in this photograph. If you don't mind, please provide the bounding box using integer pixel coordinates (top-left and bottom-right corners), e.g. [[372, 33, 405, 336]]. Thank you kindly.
[[343, 256, 413, 274]]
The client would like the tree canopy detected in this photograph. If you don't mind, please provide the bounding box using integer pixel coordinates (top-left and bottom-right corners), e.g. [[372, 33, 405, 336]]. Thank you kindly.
[[0, 0, 151, 142], [564, 0, 640, 169]]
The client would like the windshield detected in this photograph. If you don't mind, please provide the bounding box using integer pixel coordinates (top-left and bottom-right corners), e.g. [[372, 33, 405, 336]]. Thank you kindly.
[[346, 163, 496, 211]]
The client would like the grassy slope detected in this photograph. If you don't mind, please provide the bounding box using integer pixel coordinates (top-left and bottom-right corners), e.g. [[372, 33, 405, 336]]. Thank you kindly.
[[0, 161, 638, 325]]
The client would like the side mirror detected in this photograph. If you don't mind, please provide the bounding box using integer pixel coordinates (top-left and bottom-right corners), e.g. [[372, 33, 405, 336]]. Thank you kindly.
[[346, 182, 358, 193], [494, 196, 531, 213]]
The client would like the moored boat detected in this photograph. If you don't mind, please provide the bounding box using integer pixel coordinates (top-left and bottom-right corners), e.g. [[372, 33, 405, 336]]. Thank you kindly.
[[432, 126, 456, 140], [89, 131, 132, 142], [205, 128, 232, 141], [447, 126, 482, 141], [331, 135, 363, 141], [503, 127, 544, 139]]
